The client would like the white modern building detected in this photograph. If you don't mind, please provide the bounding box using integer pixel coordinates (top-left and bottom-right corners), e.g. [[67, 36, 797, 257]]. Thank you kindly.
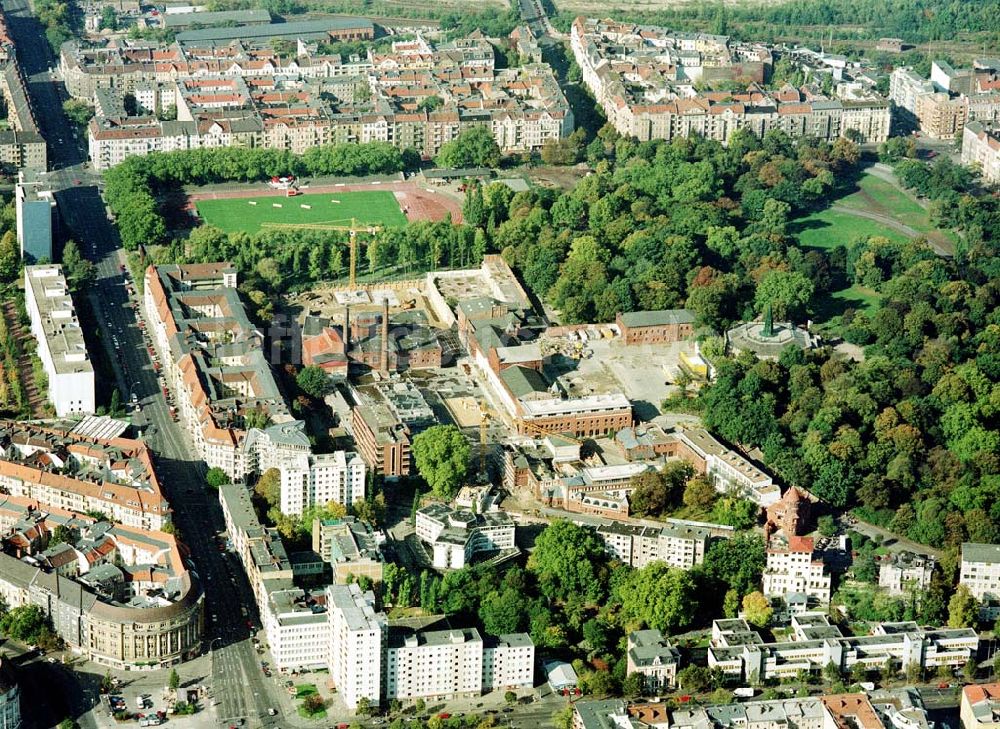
[[762, 536, 831, 606], [960, 542, 1000, 619], [244, 422, 366, 515], [709, 614, 978, 683], [483, 633, 535, 693], [415, 503, 516, 569], [327, 582, 386, 711], [24, 265, 95, 416], [264, 587, 330, 672], [386, 628, 484, 701]]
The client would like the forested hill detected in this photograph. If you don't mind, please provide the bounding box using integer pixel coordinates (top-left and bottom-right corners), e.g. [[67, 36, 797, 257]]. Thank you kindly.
[[553, 0, 1000, 42]]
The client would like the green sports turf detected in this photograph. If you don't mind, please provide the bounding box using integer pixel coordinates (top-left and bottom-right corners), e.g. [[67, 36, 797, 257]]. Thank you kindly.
[[194, 190, 407, 234]]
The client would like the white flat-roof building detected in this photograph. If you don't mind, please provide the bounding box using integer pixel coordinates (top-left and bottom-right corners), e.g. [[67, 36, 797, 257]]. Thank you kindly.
[[960, 542, 1000, 619], [327, 583, 386, 710], [483, 633, 535, 693], [264, 587, 329, 672], [386, 628, 484, 701], [415, 502, 516, 570], [24, 265, 94, 416], [709, 615, 977, 683], [244, 421, 365, 515]]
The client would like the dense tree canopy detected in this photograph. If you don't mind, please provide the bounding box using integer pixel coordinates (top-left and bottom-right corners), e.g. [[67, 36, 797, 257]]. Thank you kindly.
[[411, 425, 471, 501], [528, 520, 609, 604]]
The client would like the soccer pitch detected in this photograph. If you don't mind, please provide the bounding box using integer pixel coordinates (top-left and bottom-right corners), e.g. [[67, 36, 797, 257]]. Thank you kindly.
[[194, 190, 408, 234]]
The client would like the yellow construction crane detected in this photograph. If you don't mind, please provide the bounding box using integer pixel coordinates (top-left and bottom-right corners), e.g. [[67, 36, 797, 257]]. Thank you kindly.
[[259, 217, 380, 287], [479, 404, 491, 481]]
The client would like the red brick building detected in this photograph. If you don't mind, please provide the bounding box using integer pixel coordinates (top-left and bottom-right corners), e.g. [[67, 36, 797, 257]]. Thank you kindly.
[[616, 309, 695, 346]]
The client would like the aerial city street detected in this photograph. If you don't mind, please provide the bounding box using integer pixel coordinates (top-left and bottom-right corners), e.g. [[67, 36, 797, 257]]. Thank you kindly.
[[0, 0, 997, 727]]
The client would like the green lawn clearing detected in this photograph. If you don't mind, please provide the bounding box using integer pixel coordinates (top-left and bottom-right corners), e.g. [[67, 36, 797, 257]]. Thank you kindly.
[[790, 170, 954, 251], [194, 190, 407, 234], [789, 209, 909, 250], [294, 684, 318, 699], [811, 283, 882, 328]]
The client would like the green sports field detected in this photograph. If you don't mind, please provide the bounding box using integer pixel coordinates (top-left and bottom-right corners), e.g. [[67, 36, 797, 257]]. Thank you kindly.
[[194, 190, 408, 234]]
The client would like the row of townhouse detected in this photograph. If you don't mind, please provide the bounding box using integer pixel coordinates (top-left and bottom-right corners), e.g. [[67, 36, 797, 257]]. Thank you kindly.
[[75, 34, 572, 169], [571, 17, 889, 145], [0, 421, 171, 531], [708, 614, 978, 683]]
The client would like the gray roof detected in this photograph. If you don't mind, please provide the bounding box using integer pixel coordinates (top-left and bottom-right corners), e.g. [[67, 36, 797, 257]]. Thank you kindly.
[[963, 542, 1000, 564], [500, 365, 548, 398], [176, 17, 373, 43], [619, 309, 695, 328], [161, 8, 271, 29]]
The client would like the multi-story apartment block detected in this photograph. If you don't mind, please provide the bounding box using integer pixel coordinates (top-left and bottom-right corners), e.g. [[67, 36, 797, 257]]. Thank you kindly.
[[594, 519, 720, 570], [415, 503, 516, 570], [0, 61, 46, 171], [709, 614, 977, 683], [626, 630, 680, 694], [327, 582, 386, 710], [349, 381, 434, 479], [386, 628, 484, 701], [264, 587, 330, 672], [71, 34, 572, 169], [963, 121, 1000, 184], [762, 536, 832, 606], [571, 18, 888, 145], [243, 421, 365, 515], [0, 421, 171, 531], [879, 551, 936, 596], [960, 542, 1000, 619], [482, 633, 535, 693], [144, 263, 297, 480], [24, 265, 95, 416]]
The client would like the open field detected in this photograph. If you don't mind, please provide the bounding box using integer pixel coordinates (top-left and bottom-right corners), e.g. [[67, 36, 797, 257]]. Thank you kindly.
[[790, 169, 956, 254], [812, 283, 881, 329], [194, 190, 408, 234]]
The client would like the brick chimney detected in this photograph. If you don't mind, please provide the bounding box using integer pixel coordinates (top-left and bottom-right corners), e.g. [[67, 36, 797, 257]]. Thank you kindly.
[[380, 298, 390, 374], [343, 304, 350, 352]]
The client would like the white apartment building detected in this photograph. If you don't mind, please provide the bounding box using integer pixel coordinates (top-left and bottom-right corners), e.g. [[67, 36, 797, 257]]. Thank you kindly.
[[762, 536, 831, 605], [595, 520, 718, 570], [626, 629, 680, 694], [264, 588, 330, 672], [675, 428, 781, 506], [386, 628, 484, 701], [24, 265, 94, 416], [962, 121, 1000, 185], [244, 421, 365, 515], [415, 503, 516, 569], [327, 583, 386, 710], [482, 634, 535, 693], [960, 542, 1000, 619]]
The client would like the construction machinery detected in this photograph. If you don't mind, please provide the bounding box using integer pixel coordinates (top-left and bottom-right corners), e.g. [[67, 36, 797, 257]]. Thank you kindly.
[[479, 403, 491, 481], [259, 217, 380, 287]]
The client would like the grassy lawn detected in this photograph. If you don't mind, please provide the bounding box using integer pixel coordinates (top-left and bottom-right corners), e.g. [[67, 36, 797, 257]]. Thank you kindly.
[[790, 170, 954, 251], [195, 190, 407, 234], [789, 209, 909, 249], [811, 284, 881, 329], [294, 684, 318, 699]]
